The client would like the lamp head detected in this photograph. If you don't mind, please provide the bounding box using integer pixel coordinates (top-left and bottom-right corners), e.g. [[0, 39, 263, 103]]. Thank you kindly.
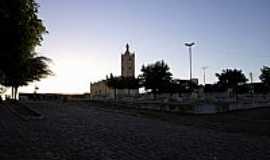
[[185, 42, 195, 47]]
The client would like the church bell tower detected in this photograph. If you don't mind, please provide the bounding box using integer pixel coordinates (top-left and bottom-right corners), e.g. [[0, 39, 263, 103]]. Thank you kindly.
[[121, 44, 135, 78]]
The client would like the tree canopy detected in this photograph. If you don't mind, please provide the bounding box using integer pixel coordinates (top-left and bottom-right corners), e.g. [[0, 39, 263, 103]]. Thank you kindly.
[[106, 74, 140, 90], [139, 60, 172, 95], [106, 74, 140, 99], [259, 66, 270, 93], [216, 69, 247, 94], [0, 0, 51, 99], [259, 66, 270, 86]]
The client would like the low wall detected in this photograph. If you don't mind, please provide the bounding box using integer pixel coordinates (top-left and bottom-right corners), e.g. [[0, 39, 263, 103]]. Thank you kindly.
[[90, 100, 270, 114]]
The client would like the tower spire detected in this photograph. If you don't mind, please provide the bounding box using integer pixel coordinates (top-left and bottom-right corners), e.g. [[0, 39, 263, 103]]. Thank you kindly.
[[125, 43, 130, 54]]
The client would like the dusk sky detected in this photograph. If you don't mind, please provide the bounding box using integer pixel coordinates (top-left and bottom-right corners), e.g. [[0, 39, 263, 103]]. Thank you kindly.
[[21, 0, 270, 94]]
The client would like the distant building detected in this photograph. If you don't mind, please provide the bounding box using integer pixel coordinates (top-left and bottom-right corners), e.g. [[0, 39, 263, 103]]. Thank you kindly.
[[90, 44, 139, 99]]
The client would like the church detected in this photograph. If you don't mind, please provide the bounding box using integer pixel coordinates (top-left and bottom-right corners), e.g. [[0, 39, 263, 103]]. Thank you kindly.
[[90, 44, 139, 99]]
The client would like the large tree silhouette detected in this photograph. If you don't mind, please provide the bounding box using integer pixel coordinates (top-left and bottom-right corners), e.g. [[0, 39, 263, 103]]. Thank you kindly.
[[3, 55, 52, 99], [0, 0, 51, 99], [139, 60, 172, 98], [259, 66, 270, 93], [216, 69, 247, 96]]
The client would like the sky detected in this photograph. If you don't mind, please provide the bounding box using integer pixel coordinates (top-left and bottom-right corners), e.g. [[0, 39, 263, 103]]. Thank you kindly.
[[20, 0, 270, 94]]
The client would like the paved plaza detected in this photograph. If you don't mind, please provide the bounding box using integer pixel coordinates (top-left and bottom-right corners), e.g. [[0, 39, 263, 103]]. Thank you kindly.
[[0, 102, 270, 160]]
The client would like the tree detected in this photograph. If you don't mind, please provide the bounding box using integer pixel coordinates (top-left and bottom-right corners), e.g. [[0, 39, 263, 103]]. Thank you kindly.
[[0, 0, 51, 99], [216, 69, 247, 97], [259, 66, 270, 86], [106, 74, 119, 100], [0, 0, 47, 68], [3, 55, 52, 99], [106, 74, 140, 99], [0, 70, 5, 85], [139, 60, 172, 98], [259, 66, 270, 93], [167, 79, 183, 96]]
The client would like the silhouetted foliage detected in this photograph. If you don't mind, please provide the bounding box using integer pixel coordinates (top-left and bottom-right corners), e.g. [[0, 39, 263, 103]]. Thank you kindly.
[[0, 0, 46, 53], [0, 0, 51, 99], [259, 66, 270, 93], [167, 79, 199, 95], [139, 60, 172, 97], [0, 70, 5, 85], [252, 82, 269, 94], [106, 74, 116, 88], [106, 74, 140, 97], [216, 69, 247, 96], [122, 77, 140, 90], [167, 79, 182, 95], [3, 55, 52, 99], [237, 84, 250, 94], [204, 84, 226, 93], [109, 76, 140, 90]]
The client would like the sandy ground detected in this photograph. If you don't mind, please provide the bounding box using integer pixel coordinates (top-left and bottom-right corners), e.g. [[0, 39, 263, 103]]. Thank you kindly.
[[0, 101, 270, 160]]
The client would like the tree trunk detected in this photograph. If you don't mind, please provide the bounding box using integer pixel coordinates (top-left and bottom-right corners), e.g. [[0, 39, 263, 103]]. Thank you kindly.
[[14, 86, 18, 100], [232, 86, 238, 102], [114, 88, 117, 101], [11, 87, 14, 100]]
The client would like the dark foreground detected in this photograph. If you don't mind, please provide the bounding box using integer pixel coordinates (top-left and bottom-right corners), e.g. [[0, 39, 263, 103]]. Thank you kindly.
[[0, 102, 270, 160]]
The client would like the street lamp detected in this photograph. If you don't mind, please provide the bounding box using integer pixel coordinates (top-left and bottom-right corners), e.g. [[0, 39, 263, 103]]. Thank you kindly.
[[202, 66, 208, 85], [184, 42, 195, 82]]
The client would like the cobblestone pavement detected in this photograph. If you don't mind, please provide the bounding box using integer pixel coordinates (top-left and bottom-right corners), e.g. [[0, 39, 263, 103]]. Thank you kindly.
[[0, 102, 270, 160]]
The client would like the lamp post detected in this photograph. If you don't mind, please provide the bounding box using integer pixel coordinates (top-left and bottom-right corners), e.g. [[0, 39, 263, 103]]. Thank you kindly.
[[202, 66, 208, 86], [249, 72, 254, 95], [185, 42, 195, 89]]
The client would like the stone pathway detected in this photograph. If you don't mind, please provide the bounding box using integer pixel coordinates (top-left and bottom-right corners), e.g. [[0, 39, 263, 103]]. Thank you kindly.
[[0, 102, 270, 160]]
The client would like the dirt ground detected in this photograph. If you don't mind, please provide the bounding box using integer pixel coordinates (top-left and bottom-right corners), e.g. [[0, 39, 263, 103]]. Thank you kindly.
[[0, 101, 270, 160]]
